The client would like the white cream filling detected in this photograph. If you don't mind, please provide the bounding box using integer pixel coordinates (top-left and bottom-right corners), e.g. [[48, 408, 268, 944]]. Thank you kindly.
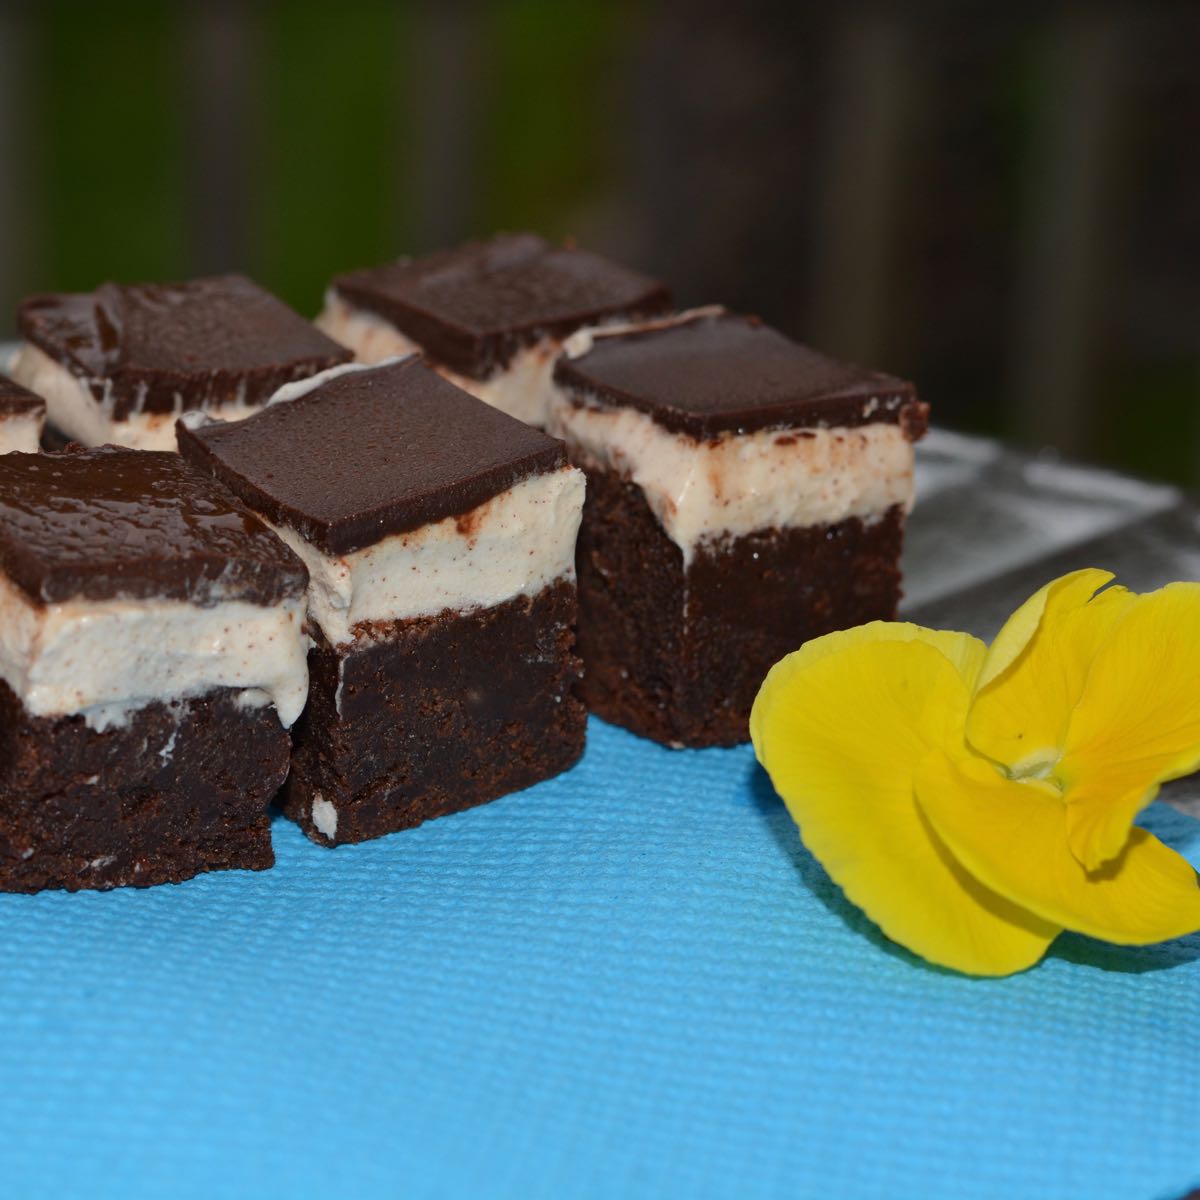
[[0, 574, 309, 728], [316, 291, 563, 427], [547, 391, 914, 564], [7, 344, 341, 451], [315, 293, 422, 366], [271, 465, 585, 647], [0, 412, 44, 454]]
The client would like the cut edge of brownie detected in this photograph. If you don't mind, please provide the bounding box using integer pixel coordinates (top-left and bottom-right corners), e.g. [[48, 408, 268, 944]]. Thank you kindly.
[[282, 580, 586, 845], [574, 465, 907, 748], [0, 686, 287, 893]]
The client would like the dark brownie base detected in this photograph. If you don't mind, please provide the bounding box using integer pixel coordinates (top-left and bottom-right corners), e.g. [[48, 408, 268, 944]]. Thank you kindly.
[[0, 685, 287, 893], [282, 579, 586, 845], [575, 466, 906, 748]]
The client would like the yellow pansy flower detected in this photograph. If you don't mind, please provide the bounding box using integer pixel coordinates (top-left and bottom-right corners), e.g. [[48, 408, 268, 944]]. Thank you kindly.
[[749, 569, 1200, 976]]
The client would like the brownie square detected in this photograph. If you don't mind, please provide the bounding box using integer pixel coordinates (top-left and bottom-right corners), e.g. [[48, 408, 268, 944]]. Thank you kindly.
[[9, 274, 351, 450], [0, 448, 310, 892], [0, 378, 46, 454], [318, 233, 672, 427], [549, 311, 929, 748], [178, 358, 587, 845]]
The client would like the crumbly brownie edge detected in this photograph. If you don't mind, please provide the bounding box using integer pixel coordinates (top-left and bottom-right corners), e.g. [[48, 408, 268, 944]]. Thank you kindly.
[[282, 578, 586, 845], [575, 465, 906, 748], [0, 686, 286, 892]]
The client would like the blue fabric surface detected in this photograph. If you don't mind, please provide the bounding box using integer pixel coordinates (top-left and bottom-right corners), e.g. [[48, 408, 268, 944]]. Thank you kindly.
[[0, 716, 1196, 1200]]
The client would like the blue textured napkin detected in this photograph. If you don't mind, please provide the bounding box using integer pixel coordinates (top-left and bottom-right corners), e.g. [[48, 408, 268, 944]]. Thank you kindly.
[[0, 717, 1196, 1200]]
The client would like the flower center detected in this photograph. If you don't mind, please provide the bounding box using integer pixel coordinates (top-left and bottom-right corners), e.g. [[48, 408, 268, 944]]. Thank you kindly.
[[1003, 751, 1063, 789]]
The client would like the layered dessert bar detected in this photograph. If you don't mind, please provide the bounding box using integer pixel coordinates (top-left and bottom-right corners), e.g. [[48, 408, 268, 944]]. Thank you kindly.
[[550, 311, 929, 749], [317, 232, 671, 427], [0, 378, 46, 453], [0, 449, 309, 892], [178, 358, 587, 846], [9, 274, 351, 450]]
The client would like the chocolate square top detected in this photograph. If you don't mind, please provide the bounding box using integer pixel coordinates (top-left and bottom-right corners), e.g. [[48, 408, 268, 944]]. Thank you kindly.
[[0, 448, 307, 606], [17, 274, 351, 421], [177, 358, 567, 556], [330, 233, 672, 379], [554, 312, 927, 438], [0, 377, 46, 419]]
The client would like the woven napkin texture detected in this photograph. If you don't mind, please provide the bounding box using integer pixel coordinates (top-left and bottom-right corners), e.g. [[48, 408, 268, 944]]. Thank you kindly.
[[0, 716, 1196, 1200]]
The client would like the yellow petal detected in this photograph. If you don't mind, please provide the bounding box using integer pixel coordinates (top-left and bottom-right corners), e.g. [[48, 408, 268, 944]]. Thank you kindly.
[[752, 627, 1056, 976], [751, 621, 987, 768], [974, 568, 1112, 690], [967, 569, 1132, 772], [752, 619, 987, 709], [916, 749, 1200, 945], [1058, 582, 1200, 868]]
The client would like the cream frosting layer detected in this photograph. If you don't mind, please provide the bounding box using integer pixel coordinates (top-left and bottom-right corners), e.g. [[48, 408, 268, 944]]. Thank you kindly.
[[0, 412, 44, 454], [0, 574, 309, 728], [271, 465, 585, 646], [316, 291, 562, 427], [9, 344, 276, 451], [548, 386, 915, 564], [315, 293, 422, 365]]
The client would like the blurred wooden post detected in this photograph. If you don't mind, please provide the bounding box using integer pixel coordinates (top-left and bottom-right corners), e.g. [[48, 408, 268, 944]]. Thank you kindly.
[[185, 1, 257, 277], [808, 8, 914, 366], [408, 4, 480, 253], [1009, 8, 1126, 455], [0, 7, 35, 337]]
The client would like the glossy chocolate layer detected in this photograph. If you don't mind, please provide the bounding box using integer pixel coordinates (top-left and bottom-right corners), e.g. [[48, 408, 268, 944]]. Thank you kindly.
[[0, 447, 307, 605], [555, 311, 927, 438], [0, 377, 46, 418], [17, 274, 350, 419], [330, 233, 672, 379], [177, 358, 567, 555]]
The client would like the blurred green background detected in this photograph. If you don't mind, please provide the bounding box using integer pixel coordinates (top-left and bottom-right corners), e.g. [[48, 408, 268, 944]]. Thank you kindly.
[[0, 1, 1196, 483]]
